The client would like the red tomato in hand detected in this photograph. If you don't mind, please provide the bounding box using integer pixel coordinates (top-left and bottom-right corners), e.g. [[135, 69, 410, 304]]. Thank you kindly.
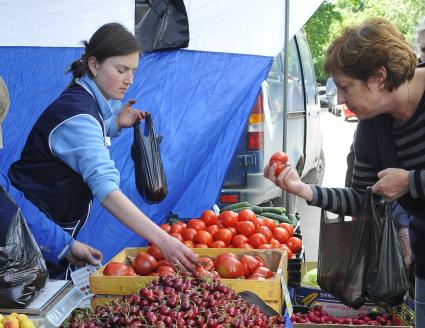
[[219, 211, 239, 227], [200, 210, 218, 226], [272, 162, 285, 177], [270, 151, 288, 164], [133, 252, 158, 275]]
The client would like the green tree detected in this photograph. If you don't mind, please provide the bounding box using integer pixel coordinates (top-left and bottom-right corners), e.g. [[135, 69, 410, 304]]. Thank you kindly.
[[304, 1, 341, 84]]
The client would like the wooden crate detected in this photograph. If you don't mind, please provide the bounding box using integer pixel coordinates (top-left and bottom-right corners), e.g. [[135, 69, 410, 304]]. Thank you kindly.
[[90, 247, 287, 313]]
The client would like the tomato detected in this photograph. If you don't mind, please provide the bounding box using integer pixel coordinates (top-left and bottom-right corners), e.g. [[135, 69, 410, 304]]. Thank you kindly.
[[281, 244, 293, 259], [148, 245, 164, 261], [258, 244, 273, 249], [272, 162, 285, 177], [213, 253, 238, 268], [277, 222, 294, 237], [236, 221, 256, 237], [269, 238, 280, 248], [210, 240, 226, 248], [219, 211, 239, 227], [194, 230, 213, 246], [157, 259, 172, 267], [255, 226, 273, 241], [248, 233, 267, 248], [156, 266, 175, 277], [253, 266, 273, 278], [287, 236, 303, 253], [200, 210, 218, 226], [255, 256, 264, 267], [231, 234, 248, 247], [272, 227, 290, 244], [170, 223, 184, 234], [228, 226, 237, 236], [240, 255, 261, 276], [103, 262, 135, 276], [196, 266, 219, 278], [215, 256, 244, 279], [199, 256, 215, 271], [133, 252, 158, 275], [170, 232, 183, 242], [181, 227, 197, 241], [238, 209, 256, 222], [187, 219, 206, 231], [262, 218, 276, 231], [269, 151, 288, 164], [183, 240, 194, 248], [159, 223, 171, 233], [239, 243, 253, 249], [248, 273, 266, 280], [214, 228, 233, 245], [206, 224, 219, 236], [194, 243, 209, 248], [176, 221, 187, 229]]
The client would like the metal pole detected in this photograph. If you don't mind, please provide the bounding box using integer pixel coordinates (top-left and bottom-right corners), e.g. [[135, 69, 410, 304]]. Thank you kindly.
[[282, 0, 290, 207]]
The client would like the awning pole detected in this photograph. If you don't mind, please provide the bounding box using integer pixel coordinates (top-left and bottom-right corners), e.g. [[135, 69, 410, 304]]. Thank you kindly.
[[282, 0, 290, 207]]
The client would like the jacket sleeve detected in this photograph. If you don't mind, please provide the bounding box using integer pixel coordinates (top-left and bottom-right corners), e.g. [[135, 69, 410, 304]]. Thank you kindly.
[[1, 171, 73, 265]]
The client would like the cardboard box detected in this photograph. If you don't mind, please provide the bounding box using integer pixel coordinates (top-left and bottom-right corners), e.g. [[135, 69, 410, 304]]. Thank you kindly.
[[295, 286, 380, 318], [391, 296, 415, 327], [90, 247, 287, 313]]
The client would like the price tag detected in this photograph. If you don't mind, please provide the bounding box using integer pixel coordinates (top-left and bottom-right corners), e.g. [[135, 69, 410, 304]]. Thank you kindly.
[[281, 274, 293, 317]]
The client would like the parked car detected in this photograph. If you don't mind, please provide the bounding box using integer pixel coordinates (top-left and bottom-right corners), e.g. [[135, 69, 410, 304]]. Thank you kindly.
[[318, 86, 328, 108], [341, 104, 357, 121], [218, 31, 325, 213]]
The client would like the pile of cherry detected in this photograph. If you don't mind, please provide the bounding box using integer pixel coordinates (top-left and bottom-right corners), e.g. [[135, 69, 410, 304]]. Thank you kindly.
[[291, 305, 393, 326], [64, 272, 286, 328]]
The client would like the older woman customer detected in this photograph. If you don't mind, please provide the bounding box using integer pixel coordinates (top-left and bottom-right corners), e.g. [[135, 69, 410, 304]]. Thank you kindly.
[[264, 17, 425, 327]]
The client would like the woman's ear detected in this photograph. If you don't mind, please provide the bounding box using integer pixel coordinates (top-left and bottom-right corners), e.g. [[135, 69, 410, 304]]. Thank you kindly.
[[87, 56, 98, 78], [373, 66, 387, 90]]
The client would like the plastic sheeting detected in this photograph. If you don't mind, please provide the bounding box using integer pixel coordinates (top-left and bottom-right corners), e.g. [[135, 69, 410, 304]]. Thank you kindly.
[[0, 47, 271, 261]]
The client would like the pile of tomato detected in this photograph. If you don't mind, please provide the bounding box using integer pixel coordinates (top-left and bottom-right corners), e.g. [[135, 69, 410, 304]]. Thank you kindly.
[[160, 209, 302, 259], [103, 249, 275, 280]]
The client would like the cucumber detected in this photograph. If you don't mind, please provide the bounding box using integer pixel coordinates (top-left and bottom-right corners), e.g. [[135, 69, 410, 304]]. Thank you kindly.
[[261, 212, 291, 224], [288, 213, 298, 226], [233, 206, 253, 213], [251, 205, 263, 214], [220, 201, 251, 212], [259, 206, 286, 214]]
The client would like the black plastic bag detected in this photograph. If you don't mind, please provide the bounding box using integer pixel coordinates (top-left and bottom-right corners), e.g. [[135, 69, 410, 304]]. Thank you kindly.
[[364, 195, 409, 306], [0, 186, 48, 308], [317, 193, 371, 308], [131, 114, 168, 203], [135, 0, 189, 52]]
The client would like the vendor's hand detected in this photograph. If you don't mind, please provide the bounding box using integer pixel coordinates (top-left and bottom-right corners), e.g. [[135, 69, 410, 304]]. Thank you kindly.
[[371, 168, 409, 201], [157, 236, 199, 273], [116, 99, 146, 129], [65, 240, 103, 267], [264, 163, 312, 201]]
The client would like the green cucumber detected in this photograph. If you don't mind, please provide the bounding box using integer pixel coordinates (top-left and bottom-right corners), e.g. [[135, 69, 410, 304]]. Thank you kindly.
[[232, 206, 253, 213], [220, 201, 251, 212], [259, 206, 286, 214], [261, 212, 291, 224], [251, 205, 263, 214]]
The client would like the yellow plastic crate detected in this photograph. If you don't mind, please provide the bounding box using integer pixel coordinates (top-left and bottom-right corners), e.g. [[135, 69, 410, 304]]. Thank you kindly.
[[90, 247, 287, 313]]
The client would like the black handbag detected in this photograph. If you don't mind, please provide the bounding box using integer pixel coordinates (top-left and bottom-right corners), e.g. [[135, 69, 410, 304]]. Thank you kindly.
[[131, 114, 168, 203]]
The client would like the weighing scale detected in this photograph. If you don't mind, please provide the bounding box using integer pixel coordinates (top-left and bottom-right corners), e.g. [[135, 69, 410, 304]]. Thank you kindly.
[[0, 280, 85, 328]]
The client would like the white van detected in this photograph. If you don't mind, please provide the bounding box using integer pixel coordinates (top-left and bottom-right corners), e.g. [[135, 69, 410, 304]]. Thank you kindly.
[[218, 31, 324, 212]]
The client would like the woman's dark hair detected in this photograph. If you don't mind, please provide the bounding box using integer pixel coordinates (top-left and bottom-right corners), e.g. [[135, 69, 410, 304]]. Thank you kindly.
[[68, 23, 140, 86]]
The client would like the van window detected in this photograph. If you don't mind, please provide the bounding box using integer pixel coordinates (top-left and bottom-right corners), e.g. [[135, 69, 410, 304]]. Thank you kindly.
[[297, 35, 317, 104], [268, 54, 282, 81], [281, 39, 304, 112]]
